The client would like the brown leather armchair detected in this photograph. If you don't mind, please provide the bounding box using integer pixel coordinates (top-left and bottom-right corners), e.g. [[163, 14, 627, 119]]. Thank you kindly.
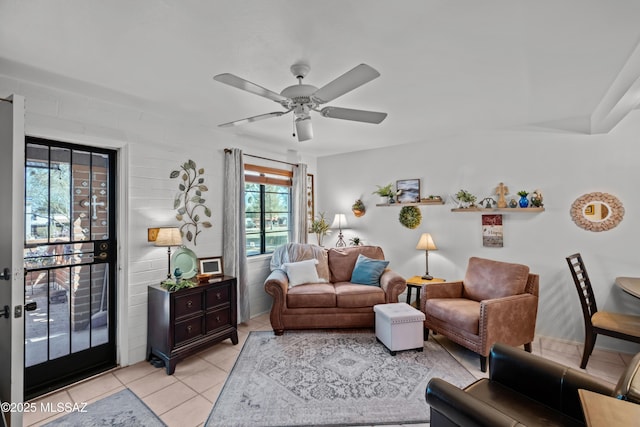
[[421, 257, 539, 372], [426, 343, 640, 427]]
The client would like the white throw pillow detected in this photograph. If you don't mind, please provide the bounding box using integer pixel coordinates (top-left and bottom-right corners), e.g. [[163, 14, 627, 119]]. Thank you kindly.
[[282, 259, 321, 288]]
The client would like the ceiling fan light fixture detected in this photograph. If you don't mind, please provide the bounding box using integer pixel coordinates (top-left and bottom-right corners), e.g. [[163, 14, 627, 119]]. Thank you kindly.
[[293, 104, 311, 118], [295, 117, 313, 141], [214, 62, 386, 140], [290, 63, 310, 80]]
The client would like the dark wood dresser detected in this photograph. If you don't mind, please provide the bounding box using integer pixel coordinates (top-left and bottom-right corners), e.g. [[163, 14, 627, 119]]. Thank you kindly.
[[147, 275, 238, 374]]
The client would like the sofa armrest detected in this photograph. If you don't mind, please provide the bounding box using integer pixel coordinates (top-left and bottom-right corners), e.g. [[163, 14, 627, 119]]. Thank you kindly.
[[480, 294, 538, 352], [426, 378, 524, 427], [489, 343, 615, 420], [264, 269, 289, 333], [380, 269, 406, 303], [264, 269, 289, 296], [424, 281, 463, 299], [420, 281, 463, 312]]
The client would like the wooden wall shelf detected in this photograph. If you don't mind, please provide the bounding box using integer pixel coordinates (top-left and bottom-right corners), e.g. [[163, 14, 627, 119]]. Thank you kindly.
[[451, 207, 545, 213], [376, 200, 445, 207]]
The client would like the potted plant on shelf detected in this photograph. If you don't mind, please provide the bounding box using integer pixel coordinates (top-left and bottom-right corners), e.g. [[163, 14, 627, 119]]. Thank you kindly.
[[517, 190, 529, 208], [352, 199, 366, 217], [372, 183, 394, 204], [456, 189, 477, 208], [310, 212, 330, 246]]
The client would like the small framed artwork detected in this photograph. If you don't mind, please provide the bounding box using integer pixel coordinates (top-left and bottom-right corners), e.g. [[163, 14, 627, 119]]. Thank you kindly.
[[482, 214, 503, 248], [199, 256, 224, 277], [396, 179, 421, 203], [307, 173, 315, 232]]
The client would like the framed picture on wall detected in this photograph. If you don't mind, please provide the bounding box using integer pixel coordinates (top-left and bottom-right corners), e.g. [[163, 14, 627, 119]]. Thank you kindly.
[[396, 179, 420, 203], [307, 173, 314, 232], [482, 214, 503, 248]]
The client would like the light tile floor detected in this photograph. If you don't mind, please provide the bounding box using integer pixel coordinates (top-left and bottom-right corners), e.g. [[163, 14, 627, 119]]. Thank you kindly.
[[24, 313, 634, 427]]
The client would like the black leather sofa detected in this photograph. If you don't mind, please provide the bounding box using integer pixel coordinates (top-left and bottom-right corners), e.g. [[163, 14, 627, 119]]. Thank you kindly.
[[426, 343, 640, 427]]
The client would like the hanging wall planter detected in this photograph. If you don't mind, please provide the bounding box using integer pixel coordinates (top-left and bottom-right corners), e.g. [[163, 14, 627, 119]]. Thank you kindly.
[[352, 199, 366, 217], [399, 205, 422, 229]]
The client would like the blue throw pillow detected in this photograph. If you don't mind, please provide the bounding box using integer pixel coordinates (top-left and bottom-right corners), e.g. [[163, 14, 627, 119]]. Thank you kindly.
[[350, 254, 390, 286]]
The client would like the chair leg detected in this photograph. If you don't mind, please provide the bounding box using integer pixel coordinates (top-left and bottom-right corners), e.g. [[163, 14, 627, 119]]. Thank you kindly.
[[424, 328, 430, 341], [524, 342, 532, 353], [480, 355, 487, 373], [580, 332, 597, 369]]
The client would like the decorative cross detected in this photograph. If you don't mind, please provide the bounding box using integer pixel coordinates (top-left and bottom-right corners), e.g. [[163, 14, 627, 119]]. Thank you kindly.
[[495, 182, 509, 208], [90, 194, 105, 220]]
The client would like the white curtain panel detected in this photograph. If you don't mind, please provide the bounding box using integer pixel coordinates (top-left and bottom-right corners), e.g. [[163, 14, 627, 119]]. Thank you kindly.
[[291, 162, 308, 244], [223, 148, 249, 323]]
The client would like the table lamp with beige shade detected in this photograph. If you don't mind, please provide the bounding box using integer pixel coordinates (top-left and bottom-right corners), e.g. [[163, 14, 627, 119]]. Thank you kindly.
[[416, 232, 437, 280], [155, 227, 182, 278]]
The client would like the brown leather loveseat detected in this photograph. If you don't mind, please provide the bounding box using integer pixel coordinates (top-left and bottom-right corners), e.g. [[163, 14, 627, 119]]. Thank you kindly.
[[264, 243, 406, 335]]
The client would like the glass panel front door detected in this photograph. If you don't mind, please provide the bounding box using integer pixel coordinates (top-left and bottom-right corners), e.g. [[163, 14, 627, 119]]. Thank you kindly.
[[23, 137, 117, 399]]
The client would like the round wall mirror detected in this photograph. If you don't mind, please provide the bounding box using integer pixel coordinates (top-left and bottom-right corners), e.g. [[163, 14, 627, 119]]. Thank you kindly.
[[570, 192, 624, 232], [583, 202, 610, 222]]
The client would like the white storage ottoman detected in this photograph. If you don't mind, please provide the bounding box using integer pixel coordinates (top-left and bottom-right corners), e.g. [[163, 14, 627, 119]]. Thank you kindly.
[[374, 302, 425, 355]]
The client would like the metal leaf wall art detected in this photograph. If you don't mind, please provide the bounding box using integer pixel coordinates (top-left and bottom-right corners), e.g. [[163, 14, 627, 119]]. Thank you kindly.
[[170, 159, 212, 245]]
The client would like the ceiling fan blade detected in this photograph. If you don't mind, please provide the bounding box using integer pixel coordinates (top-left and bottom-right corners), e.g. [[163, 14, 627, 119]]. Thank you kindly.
[[312, 64, 381, 103], [219, 111, 286, 127], [320, 107, 387, 124], [295, 117, 313, 142], [214, 73, 289, 103]]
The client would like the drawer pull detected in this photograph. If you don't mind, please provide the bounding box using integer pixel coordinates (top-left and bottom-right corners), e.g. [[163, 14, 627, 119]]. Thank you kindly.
[[216, 316, 221, 323], [187, 325, 192, 333], [187, 300, 193, 308], [216, 293, 222, 300]]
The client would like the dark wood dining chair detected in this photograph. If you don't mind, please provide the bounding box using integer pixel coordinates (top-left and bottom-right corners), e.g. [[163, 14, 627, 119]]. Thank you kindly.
[[566, 253, 640, 368]]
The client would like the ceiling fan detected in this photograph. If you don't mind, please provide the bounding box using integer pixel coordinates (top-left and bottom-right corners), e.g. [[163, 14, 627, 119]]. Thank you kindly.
[[213, 63, 387, 142]]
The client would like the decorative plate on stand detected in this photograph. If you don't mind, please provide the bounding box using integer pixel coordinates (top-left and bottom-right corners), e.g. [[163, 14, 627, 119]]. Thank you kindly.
[[171, 247, 198, 279]]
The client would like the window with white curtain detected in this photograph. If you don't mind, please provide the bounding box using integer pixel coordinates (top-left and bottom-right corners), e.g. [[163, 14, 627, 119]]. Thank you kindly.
[[244, 164, 292, 255]]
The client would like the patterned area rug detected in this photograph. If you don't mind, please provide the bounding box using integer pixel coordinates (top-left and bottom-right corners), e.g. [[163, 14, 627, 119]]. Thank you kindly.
[[205, 331, 476, 426], [43, 389, 166, 427]]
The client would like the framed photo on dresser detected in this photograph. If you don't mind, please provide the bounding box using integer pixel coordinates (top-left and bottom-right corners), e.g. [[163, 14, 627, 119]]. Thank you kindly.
[[199, 256, 224, 277]]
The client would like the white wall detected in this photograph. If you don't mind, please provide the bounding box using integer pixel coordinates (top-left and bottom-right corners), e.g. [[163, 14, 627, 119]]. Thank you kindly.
[[317, 115, 640, 354], [4, 68, 639, 362], [0, 75, 314, 366]]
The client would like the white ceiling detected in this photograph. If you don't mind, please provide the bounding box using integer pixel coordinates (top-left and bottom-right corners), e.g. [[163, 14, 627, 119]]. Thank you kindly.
[[2, 0, 640, 157]]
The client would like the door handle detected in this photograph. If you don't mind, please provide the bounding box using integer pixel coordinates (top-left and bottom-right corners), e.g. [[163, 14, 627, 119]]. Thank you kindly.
[[0, 268, 10, 280]]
